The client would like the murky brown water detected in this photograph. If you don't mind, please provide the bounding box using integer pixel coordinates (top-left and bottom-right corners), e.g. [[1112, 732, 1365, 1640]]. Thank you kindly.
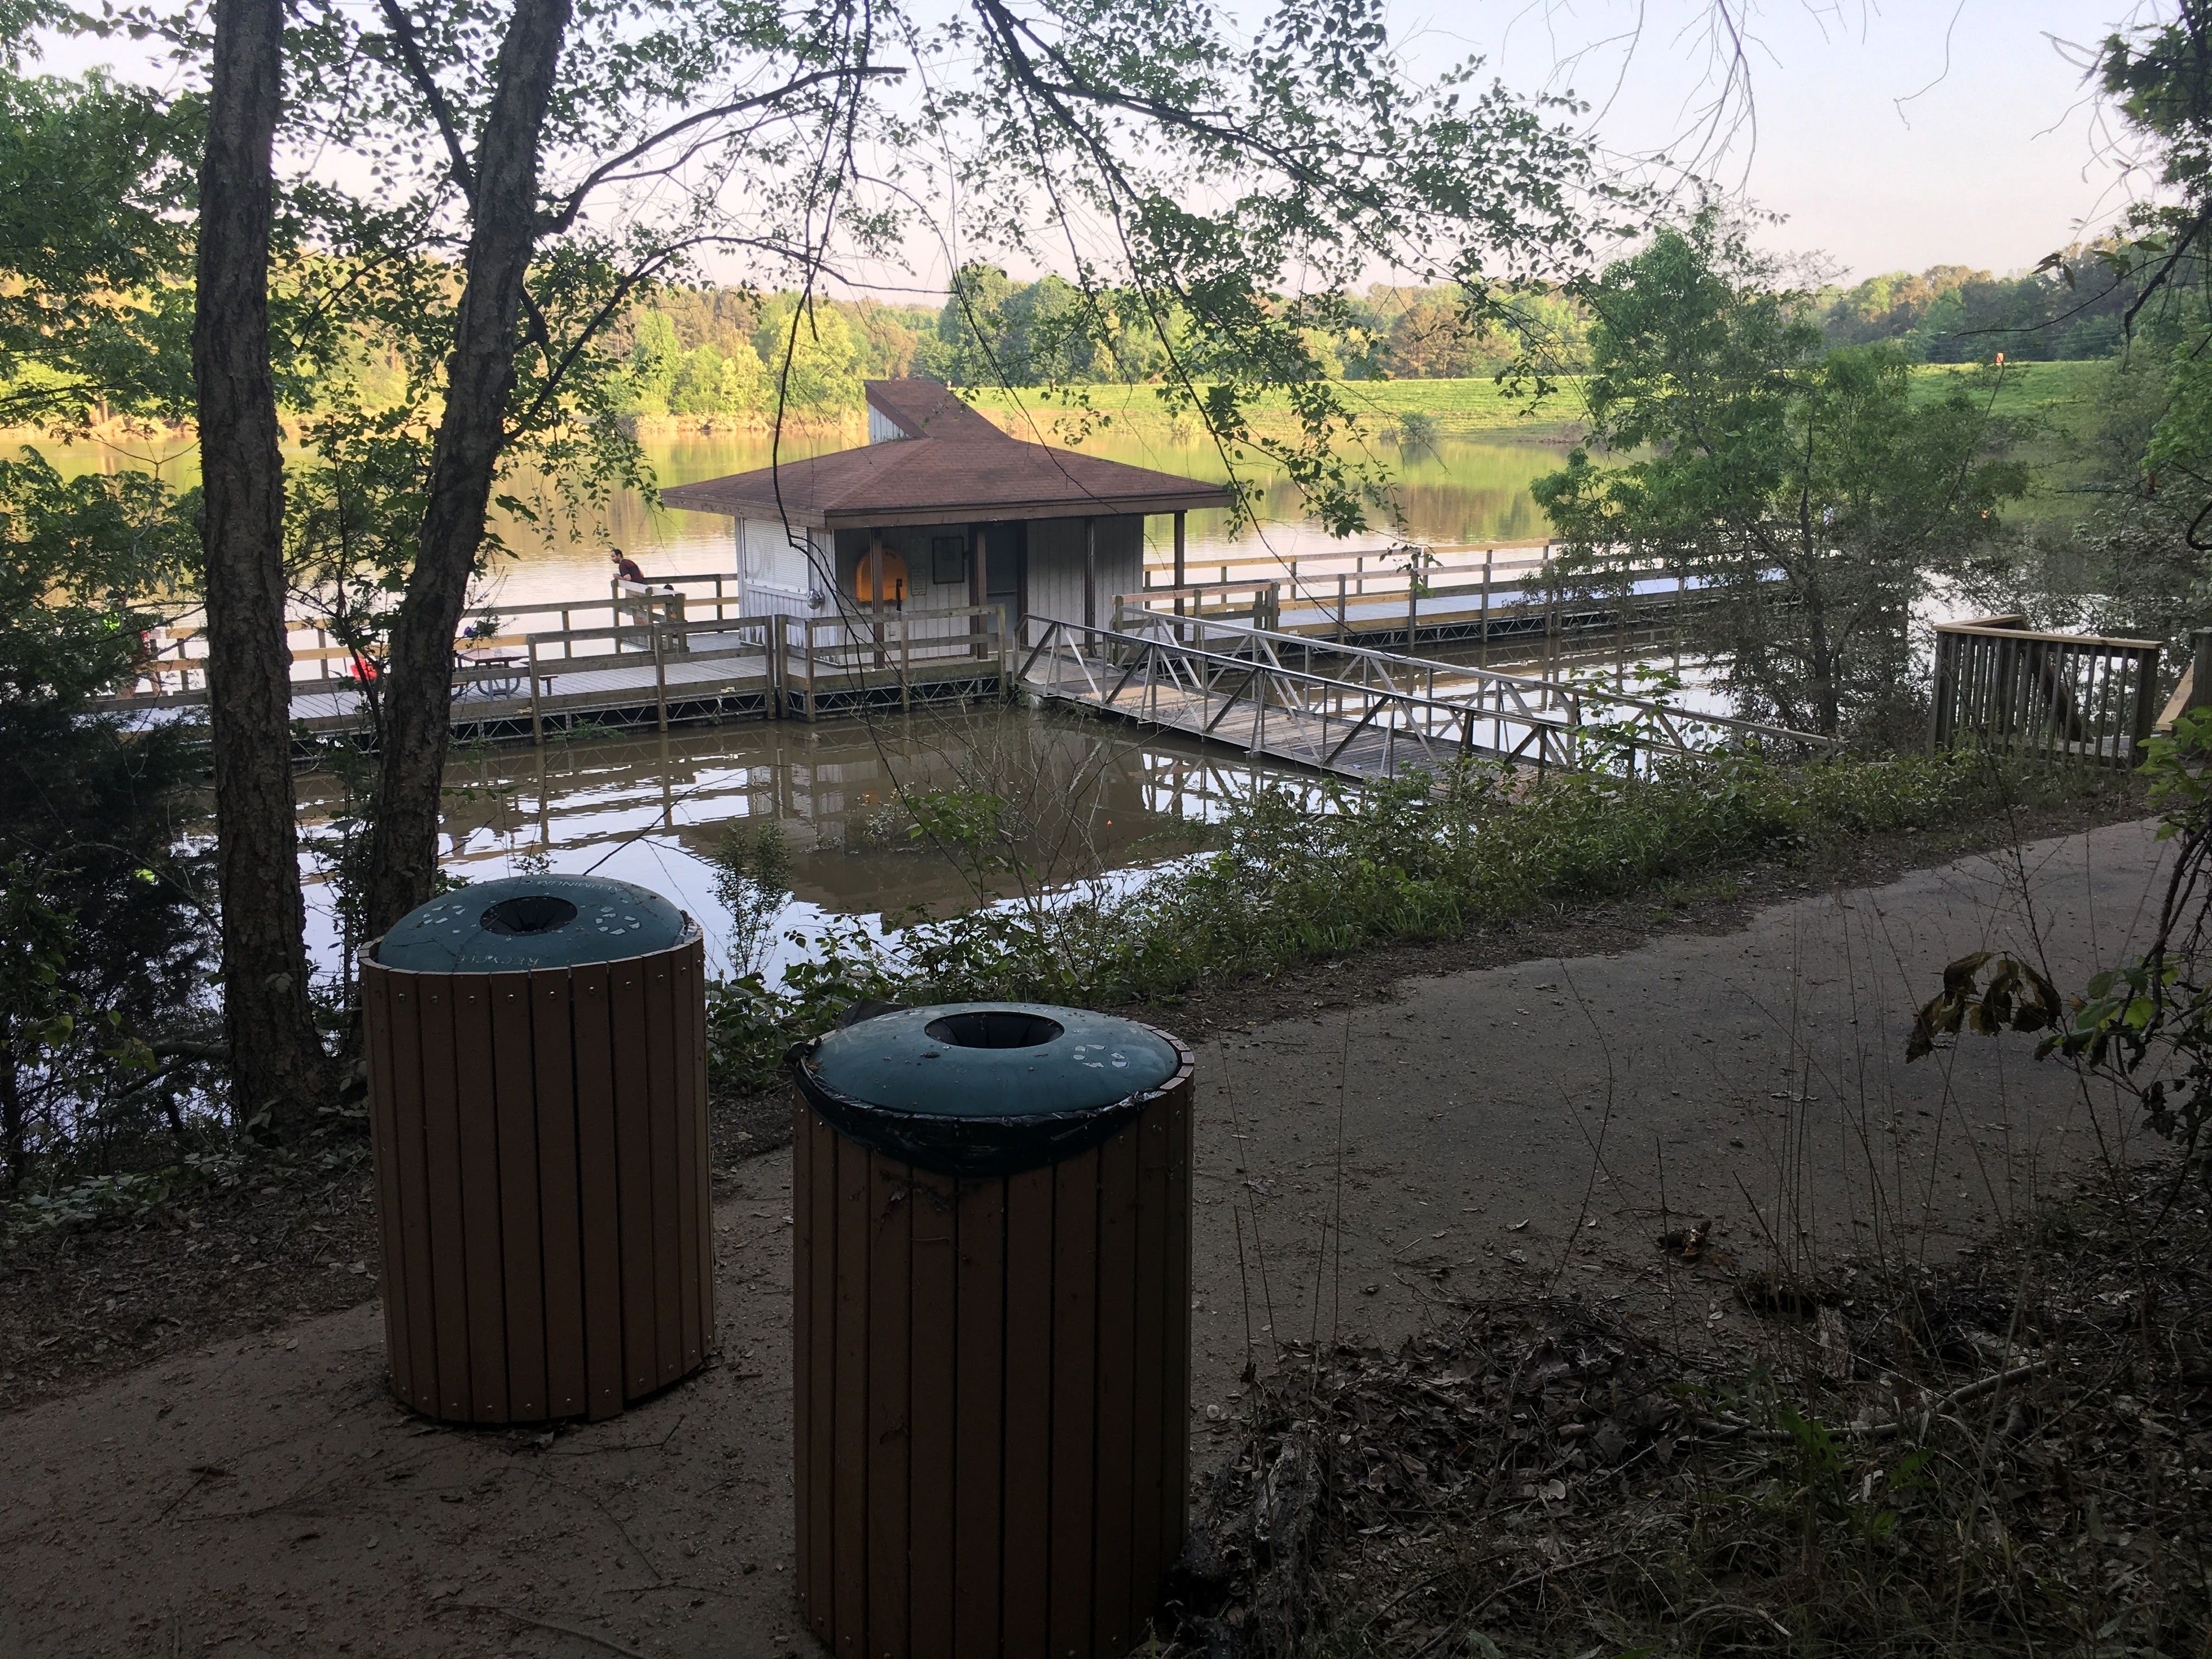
[[295, 700, 1328, 979]]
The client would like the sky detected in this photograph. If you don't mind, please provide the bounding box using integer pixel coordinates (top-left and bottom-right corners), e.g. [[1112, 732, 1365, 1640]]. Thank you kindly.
[[28, 0, 2156, 292], [1458, 0, 2147, 282]]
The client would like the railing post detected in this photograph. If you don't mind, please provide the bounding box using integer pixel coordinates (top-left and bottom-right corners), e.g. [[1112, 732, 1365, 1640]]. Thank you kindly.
[[652, 623, 669, 732], [805, 618, 819, 722], [900, 620, 911, 713], [1336, 573, 1348, 644], [2190, 628, 2212, 713], [1480, 548, 1492, 649], [1173, 509, 1187, 620], [770, 612, 786, 718], [528, 636, 543, 746], [1937, 629, 1962, 752], [2138, 642, 2168, 757]]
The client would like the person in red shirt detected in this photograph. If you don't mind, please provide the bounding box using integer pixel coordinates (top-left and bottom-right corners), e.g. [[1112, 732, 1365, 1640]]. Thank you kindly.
[[609, 547, 646, 584]]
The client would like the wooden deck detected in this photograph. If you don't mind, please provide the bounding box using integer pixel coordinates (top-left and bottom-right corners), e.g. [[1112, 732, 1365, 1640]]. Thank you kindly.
[[98, 585, 1013, 749]]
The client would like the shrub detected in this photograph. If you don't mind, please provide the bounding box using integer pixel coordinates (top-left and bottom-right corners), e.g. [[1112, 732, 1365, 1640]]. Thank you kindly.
[[706, 747, 2094, 1098]]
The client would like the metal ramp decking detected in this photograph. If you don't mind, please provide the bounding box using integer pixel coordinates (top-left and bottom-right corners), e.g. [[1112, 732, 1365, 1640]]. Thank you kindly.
[[1017, 615, 1581, 781], [1019, 612, 1844, 781]]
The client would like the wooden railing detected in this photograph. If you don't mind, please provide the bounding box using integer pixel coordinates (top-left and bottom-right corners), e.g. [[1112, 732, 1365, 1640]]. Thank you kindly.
[[1113, 581, 1281, 630], [1139, 540, 1555, 601], [109, 568, 753, 696], [1929, 616, 2164, 767], [94, 591, 1019, 738], [777, 606, 1009, 720], [1123, 548, 1711, 646]]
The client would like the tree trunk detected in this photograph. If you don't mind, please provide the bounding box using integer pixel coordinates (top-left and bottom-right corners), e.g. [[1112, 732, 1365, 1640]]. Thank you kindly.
[[1, 1045, 24, 1191], [365, 0, 573, 937], [194, 0, 328, 1130], [1801, 581, 1840, 738]]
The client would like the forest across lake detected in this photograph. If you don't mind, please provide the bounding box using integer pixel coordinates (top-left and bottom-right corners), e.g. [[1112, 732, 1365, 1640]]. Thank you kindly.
[[14, 358, 2119, 612]]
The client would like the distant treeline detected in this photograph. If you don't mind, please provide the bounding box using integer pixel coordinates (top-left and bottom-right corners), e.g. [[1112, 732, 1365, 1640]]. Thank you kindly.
[[607, 270, 1593, 416], [5, 255, 2153, 433], [1812, 250, 2162, 362], [608, 249, 2154, 421]]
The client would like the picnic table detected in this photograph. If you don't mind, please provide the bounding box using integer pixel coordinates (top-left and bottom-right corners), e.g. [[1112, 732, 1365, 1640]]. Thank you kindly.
[[452, 646, 524, 700]]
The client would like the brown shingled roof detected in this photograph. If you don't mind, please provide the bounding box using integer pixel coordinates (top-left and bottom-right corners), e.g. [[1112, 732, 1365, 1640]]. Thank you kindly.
[[658, 379, 1231, 529]]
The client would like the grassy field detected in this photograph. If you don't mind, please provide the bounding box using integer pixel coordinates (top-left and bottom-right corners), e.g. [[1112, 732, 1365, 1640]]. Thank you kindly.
[[964, 359, 2117, 445], [1913, 357, 2110, 429], [961, 376, 1578, 437]]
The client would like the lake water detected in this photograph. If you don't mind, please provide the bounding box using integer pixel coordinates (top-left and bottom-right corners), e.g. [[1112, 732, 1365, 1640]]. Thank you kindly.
[[17, 423, 1840, 982], [295, 699, 1344, 984], [27, 424, 1571, 609], [290, 620, 1727, 988]]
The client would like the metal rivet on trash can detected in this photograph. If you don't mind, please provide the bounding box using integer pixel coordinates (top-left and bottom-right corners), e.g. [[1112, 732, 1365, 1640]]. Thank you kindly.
[[361, 874, 713, 1425], [790, 1002, 1196, 1659]]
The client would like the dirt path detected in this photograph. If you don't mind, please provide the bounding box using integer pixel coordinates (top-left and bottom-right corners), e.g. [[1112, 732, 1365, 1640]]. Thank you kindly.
[[0, 818, 2171, 1658]]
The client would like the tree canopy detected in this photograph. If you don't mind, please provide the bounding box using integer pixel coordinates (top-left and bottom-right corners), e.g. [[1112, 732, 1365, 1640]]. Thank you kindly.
[[1535, 216, 2027, 740]]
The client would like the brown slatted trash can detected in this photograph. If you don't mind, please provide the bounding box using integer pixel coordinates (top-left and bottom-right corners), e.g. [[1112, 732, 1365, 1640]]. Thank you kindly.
[[790, 1003, 1195, 1659], [362, 875, 713, 1424]]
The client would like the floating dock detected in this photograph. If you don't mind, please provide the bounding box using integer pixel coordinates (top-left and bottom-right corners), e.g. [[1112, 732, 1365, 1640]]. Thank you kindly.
[[101, 577, 1013, 748]]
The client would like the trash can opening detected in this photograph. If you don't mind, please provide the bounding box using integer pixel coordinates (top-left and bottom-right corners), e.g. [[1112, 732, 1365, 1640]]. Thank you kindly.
[[794, 1001, 1187, 1179], [922, 1009, 1063, 1050], [482, 893, 579, 936], [373, 874, 694, 973]]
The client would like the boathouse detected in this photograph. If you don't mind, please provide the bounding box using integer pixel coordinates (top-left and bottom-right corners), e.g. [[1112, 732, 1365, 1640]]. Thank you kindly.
[[659, 379, 1230, 642]]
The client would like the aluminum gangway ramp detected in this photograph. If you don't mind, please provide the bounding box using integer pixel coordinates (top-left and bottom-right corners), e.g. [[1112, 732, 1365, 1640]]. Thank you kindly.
[[1015, 613, 1582, 781]]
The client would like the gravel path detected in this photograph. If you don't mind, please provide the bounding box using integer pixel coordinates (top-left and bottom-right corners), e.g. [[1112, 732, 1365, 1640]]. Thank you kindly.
[[0, 817, 2171, 1658]]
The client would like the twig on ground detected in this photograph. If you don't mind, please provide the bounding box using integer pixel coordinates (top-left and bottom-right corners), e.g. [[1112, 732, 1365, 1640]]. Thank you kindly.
[[435, 1601, 650, 1658]]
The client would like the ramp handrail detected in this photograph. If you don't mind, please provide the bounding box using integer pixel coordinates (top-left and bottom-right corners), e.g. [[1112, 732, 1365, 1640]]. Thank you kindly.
[[1019, 615, 1582, 776], [1055, 611, 1843, 775], [1194, 617, 1838, 755]]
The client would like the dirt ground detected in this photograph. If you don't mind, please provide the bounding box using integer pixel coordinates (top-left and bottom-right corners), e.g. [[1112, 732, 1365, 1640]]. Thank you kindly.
[[0, 813, 2175, 1658]]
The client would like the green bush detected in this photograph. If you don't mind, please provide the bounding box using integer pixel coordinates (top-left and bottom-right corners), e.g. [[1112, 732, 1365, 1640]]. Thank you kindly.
[[706, 747, 2090, 1099]]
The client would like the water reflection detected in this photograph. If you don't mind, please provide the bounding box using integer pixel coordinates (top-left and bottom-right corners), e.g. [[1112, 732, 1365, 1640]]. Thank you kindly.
[[296, 703, 1320, 979]]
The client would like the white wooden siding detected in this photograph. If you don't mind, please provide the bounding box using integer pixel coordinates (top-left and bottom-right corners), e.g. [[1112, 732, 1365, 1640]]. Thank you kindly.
[[1022, 514, 1143, 630], [738, 519, 834, 620]]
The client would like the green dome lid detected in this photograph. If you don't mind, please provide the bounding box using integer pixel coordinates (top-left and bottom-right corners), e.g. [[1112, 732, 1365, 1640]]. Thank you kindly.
[[375, 876, 695, 973], [807, 1003, 1181, 1119]]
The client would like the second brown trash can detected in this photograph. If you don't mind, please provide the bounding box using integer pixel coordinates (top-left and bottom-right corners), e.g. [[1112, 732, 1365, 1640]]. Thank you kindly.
[[790, 1003, 1195, 1659], [362, 875, 713, 1425]]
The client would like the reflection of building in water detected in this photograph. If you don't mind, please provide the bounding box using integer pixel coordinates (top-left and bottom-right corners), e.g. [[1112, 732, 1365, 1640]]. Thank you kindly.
[[294, 709, 1309, 919], [661, 380, 1229, 642]]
